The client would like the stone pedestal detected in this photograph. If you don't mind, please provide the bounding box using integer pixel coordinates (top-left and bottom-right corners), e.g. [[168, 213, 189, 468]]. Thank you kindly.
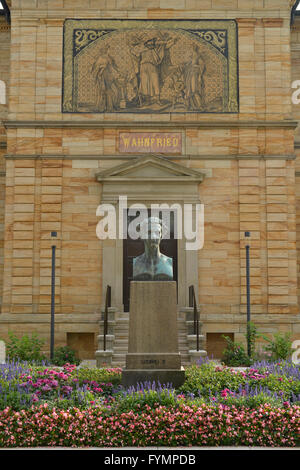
[[189, 350, 207, 364], [122, 281, 185, 388], [95, 349, 113, 367]]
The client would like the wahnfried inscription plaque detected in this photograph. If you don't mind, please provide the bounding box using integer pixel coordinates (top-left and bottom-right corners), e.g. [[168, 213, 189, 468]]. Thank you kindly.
[[62, 19, 239, 114], [119, 132, 182, 154]]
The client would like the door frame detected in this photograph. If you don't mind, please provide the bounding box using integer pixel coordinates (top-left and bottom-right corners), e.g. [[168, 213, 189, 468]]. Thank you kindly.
[[122, 208, 179, 312], [96, 155, 204, 311]]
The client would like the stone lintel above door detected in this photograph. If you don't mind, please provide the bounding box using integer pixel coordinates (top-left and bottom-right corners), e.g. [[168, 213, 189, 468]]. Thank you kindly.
[[95, 154, 204, 204]]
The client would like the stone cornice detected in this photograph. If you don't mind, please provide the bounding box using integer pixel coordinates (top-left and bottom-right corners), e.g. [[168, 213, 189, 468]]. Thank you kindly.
[[0, 312, 298, 324], [4, 153, 296, 161], [3, 120, 299, 130]]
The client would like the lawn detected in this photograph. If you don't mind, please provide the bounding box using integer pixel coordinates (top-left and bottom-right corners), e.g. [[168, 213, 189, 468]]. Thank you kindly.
[[0, 357, 299, 447]]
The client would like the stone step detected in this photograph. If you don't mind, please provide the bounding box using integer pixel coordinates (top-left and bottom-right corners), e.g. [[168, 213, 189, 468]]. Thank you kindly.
[[113, 336, 189, 343], [98, 306, 206, 368], [113, 344, 189, 350], [113, 348, 190, 354]]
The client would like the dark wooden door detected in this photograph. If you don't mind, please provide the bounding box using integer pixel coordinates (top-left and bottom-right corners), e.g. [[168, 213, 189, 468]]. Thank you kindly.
[[123, 210, 178, 312]]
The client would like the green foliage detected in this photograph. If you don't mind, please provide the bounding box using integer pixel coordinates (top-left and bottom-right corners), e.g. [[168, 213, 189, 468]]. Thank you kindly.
[[221, 324, 293, 365], [114, 388, 181, 413], [5, 331, 46, 364], [221, 335, 252, 367], [52, 346, 80, 366], [75, 367, 106, 384], [246, 321, 260, 358], [221, 322, 262, 366], [74, 366, 122, 386], [261, 332, 293, 361], [179, 362, 247, 396], [216, 393, 283, 409], [38, 389, 98, 410], [179, 361, 300, 403], [252, 373, 300, 399], [0, 358, 299, 420], [0, 388, 33, 412]]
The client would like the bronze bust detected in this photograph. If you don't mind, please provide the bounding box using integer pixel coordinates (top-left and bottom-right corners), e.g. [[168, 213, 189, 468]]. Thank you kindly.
[[133, 217, 173, 281]]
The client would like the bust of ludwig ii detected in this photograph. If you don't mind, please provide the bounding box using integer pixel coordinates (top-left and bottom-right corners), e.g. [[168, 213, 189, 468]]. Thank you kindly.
[[132, 217, 173, 281]]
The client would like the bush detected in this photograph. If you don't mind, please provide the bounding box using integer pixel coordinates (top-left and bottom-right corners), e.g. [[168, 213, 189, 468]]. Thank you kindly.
[[52, 346, 80, 366], [221, 335, 252, 367], [179, 361, 300, 405], [261, 332, 293, 361], [245, 321, 260, 359], [75, 366, 122, 387], [114, 382, 180, 413], [5, 332, 46, 364], [179, 362, 247, 397], [212, 391, 284, 409]]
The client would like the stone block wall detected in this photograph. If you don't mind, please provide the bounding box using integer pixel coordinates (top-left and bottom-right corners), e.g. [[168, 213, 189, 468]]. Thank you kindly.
[[0, 0, 299, 356], [0, 13, 10, 310], [291, 13, 300, 342]]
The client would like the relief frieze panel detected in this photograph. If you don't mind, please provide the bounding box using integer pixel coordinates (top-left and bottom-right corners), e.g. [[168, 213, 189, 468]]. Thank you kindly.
[[62, 19, 238, 114]]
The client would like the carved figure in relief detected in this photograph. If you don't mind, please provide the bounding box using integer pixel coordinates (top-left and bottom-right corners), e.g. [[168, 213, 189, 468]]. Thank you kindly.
[[130, 33, 177, 107], [184, 44, 206, 110], [91, 45, 121, 112]]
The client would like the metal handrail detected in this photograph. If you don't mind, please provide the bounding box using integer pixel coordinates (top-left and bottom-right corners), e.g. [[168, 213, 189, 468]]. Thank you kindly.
[[103, 285, 111, 351], [189, 285, 200, 351]]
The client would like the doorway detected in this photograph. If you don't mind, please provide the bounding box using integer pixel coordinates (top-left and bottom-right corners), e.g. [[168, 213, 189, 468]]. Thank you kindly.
[[123, 209, 178, 312]]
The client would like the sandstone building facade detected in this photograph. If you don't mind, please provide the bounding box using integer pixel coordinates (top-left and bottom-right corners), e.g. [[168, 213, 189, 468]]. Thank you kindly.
[[0, 0, 300, 362]]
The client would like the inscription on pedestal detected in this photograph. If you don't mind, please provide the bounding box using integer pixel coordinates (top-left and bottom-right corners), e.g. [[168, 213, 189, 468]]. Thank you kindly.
[[141, 359, 165, 365], [126, 352, 181, 370]]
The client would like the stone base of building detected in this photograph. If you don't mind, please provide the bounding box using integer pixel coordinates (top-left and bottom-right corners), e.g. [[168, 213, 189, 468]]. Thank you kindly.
[[121, 368, 185, 388]]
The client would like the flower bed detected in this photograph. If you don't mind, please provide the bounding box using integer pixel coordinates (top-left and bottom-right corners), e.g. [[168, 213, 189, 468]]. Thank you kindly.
[[0, 403, 299, 448], [0, 358, 299, 447], [0, 362, 122, 410]]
